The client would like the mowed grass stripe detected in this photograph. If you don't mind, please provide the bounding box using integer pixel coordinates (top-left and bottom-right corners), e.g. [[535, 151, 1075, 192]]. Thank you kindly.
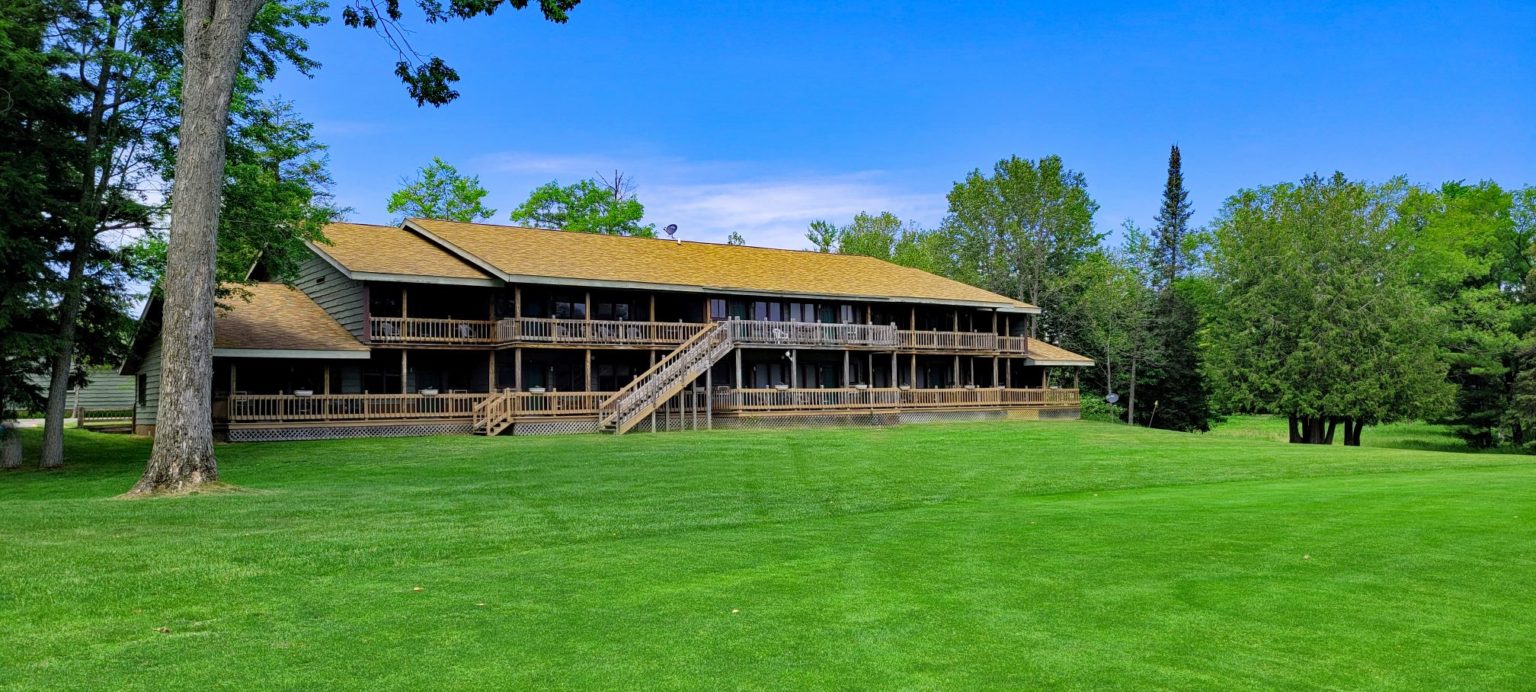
[[2, 420, 1532, 689]]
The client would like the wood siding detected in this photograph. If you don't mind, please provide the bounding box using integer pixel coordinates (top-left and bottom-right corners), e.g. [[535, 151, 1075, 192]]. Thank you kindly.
[[133, 337, 162, 426], [296, 255, 366, 339]]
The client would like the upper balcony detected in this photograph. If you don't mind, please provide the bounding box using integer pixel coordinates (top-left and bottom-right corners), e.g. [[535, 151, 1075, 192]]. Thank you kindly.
[[368, 315, 1038, 355]]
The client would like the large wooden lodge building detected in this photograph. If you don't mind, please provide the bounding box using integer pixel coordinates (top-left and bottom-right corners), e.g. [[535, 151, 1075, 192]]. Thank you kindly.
[[121, 219, 1091, 441]]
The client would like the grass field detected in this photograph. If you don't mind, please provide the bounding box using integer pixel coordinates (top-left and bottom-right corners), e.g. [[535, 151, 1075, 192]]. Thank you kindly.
[[3, 418, 1534, 689]]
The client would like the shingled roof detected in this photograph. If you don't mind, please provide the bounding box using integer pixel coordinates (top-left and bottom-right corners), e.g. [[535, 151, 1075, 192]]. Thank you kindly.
[[1024, 338, 1095, 366], [309, 222, 496, 284], [399, 219, 1037, 311], [213, 283, 369, 356]]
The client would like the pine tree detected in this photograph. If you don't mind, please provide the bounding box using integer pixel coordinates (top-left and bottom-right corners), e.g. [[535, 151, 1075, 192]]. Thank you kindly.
[[1137, 145, 1214, 431], [1152, 145, 1193, 287]]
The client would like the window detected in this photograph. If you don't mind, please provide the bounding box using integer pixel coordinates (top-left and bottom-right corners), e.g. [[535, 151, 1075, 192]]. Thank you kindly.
[[553, 298, 586, 319], [788, 302, 815, 322], [840, 305, 856, 324], [751, 301, 782, 321], [709, 299, 726, 321]]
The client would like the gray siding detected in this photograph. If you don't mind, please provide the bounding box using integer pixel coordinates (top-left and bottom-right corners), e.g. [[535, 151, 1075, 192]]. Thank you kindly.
[[21, 368, 136, 410], [133, 337, 163, 426], [295, 254, 366, 339]]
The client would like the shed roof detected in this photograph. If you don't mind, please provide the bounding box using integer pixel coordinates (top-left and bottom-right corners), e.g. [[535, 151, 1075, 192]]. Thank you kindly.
[[213, 283, 369, 356], [1024, 338, 1095, 366]]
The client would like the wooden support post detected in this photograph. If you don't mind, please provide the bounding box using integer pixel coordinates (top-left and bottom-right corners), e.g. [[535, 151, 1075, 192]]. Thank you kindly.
[[488, 351, 497, 391], [705, 369, 713, 430], [585, 349, 592, 392], [910, 307, 916, 330], [843, 350, 851, 387], [513, 286, 521, 318], [992, 357, 998, 388], [584, 291, 591, 321], [649, 295, 656, 322], [401, 287, 408, 320], [790, 350, 798, 388], [323, 365, 331, 395], [909, 354, 917, 388], [400, 350, 408, 394], [230, 362, 238, 394], [1041, 367, 1048, 388], [1006, 358, 1012, 388], [514, 348, 523, 391], [735, 348, 743, 388], [992, 310, 998, 335], [890, 352, 897, 387], [865, 305, 872, 324], [953, 354, 960, 387]]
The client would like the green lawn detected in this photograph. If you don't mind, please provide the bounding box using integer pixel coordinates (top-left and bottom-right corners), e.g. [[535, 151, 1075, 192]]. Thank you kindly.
[[3, 419, 1534, 689]]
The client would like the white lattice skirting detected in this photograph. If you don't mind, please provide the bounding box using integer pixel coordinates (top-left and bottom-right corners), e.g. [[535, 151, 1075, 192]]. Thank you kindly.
[[228, 422, 472, 442]]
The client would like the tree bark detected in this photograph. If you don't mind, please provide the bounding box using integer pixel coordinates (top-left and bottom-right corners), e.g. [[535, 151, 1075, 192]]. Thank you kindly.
[[1343, 419, 1364, 447], [1324, 417, 1337, 445], [1288, 414, 1301, 443], [1126, 358, 1137, 425], [130, 0, 264, 495], [39, 250, 87, 469], [2, 425, 21, 470]]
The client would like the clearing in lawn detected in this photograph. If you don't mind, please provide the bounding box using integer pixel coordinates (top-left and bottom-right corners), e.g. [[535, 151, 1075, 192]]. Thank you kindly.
[[2, 419, 1534, 688]]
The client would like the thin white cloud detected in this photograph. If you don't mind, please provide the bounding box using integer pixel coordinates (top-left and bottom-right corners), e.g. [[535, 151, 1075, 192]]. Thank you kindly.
[[473, 150, 944, 249], [646, 176, 942, 248]]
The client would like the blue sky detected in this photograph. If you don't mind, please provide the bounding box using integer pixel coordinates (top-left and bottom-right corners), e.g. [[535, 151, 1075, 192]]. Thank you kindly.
[[268, 0, 1535, 249]]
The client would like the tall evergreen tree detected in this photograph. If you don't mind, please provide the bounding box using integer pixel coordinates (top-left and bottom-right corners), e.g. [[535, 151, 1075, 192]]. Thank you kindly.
[[1136, 145, 1214, 431], [1152, 145, 1193, 287]]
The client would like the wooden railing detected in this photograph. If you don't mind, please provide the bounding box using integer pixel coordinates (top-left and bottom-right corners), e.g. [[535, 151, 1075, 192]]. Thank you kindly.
[[368, 314, 1039, 355], [725, 320, 897, 348], [998, 336, 1028, 353], [497, 318, 705, 346], [370, 317, 496, 344], [599, 323, 734, 433], [898, 330, 1000, 352], [229, 393, 492, 423], [714, 387, 1080, 412]]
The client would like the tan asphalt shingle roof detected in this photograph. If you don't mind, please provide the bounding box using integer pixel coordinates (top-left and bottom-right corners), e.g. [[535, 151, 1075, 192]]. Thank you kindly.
[[216, 283, 368, 353], [1026, 338, 1094, 365], [406, 218, 1037, 309], [313, 222, 493, 280]]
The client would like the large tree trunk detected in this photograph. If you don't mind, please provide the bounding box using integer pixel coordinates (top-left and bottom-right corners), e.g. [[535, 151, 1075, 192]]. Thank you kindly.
[[1343, 419, 1364, 447], [39, 250, 87, 469], [129, 0, 264, 495], [1288, 414, 1301, 443], [1323, 417, 1337, 445], [2, 424, 21, 470]]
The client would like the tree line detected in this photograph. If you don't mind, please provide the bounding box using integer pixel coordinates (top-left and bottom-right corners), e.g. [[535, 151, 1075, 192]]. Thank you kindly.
[[805, 150, 1536, 447]]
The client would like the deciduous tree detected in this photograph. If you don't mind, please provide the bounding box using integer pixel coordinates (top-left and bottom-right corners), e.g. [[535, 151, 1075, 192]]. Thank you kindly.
[[942, 155, 1102, 339], [139, 0, 580, 494], [1206, 173, 1454, 445], [387, 157, 495, 223], [510, 174, 653, 237]]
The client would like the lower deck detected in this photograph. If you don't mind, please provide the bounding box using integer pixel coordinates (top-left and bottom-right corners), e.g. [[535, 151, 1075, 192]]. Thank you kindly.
[[223, 387, 1081, 442]]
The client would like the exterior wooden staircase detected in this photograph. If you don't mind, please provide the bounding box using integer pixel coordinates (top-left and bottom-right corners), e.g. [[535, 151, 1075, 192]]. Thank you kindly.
[[598, 322, 734, 434], [471, 391, 516, 436]]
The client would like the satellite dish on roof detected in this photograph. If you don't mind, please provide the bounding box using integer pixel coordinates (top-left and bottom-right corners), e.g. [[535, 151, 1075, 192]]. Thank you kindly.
[[663, 224, 679, 244], [1105, 392, 1120, 404]]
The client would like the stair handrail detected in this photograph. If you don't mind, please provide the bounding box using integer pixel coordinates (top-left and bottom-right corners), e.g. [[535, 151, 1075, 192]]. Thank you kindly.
[[598, 322, 730, 427]]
